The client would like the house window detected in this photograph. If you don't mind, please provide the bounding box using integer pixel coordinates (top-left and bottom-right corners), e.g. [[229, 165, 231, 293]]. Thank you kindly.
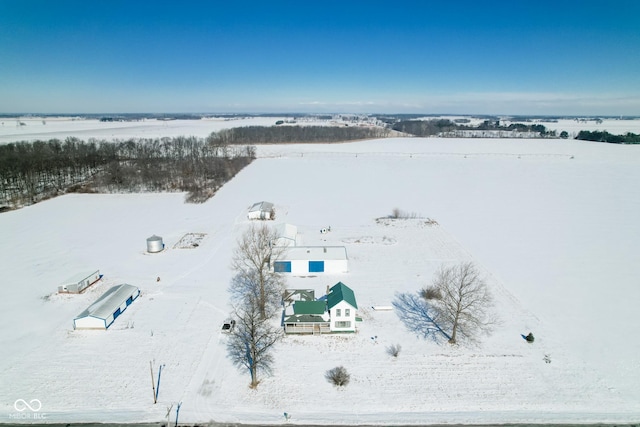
[[345, 308, 350, 317], [336, 309, 341, 317], [274, 261, 292, 273], [308, 261, 325, 272], [335, 321, 351, 328]]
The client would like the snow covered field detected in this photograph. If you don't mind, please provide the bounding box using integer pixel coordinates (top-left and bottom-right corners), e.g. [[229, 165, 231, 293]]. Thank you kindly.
[[1, 133, 639, 425], [2, 116, 639, 146], [0, 116, 290, 144]]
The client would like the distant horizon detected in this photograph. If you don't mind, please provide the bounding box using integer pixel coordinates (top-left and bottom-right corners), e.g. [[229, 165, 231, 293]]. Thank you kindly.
[[2, 111, 639, 119]]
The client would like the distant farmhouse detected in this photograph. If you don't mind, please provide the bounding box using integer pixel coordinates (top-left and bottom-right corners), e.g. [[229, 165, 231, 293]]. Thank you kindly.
[[247, 201, 275, 220], [283, 282, 358, 334], [73, 284, 140, 330]]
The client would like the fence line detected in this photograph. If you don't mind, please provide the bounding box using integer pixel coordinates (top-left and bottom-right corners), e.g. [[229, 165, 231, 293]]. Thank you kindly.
[[257, 151, 574, 160]]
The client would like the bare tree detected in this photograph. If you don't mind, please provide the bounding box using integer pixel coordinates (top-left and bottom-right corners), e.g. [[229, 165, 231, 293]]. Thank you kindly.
[[392, 292, 450, 342], [429, 262, 493, 344], [230, 224, 286, 319], [226, 297, 283, 388]]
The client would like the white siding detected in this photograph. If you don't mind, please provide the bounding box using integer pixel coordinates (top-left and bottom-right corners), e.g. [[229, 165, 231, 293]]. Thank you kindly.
[[73, 284, 139, 330], [58, 270, 100, 293], [274, 246, 348, 276], [329, 301, 356, 332], [73, 316, 106, 330]]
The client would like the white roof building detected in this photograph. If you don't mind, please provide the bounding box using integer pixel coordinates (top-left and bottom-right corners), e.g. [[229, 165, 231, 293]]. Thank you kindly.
[[73, 284, 140, 330], [58, 270, 101, 293], [273, 246, 348, 275], [273, 223, 298, 247], [247, 201, 274, 220]]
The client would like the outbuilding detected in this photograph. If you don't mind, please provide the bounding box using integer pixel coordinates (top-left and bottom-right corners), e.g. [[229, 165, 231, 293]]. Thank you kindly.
[[58, 270, 101, 293], [146, 235, 164, 253], [272, 246, 348, 275], [73, 284, 140, 330], [272, 223, 298, 247], [247, 201, 274, 220]]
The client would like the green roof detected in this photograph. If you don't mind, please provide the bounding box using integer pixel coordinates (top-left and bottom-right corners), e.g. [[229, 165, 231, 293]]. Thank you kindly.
[[293, 300, 326, 315], [327, 282, 357, 309]]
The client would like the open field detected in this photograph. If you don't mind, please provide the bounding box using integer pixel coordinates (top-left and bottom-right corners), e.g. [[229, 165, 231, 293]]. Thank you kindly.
[[2, 116, 640, 145], [1, 136, 639, 425]]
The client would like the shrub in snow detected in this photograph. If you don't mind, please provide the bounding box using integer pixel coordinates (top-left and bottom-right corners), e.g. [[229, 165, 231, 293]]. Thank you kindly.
[[390, 208, 420, 219], [325, 366, 350, 387], [386, 344, 402, 358]]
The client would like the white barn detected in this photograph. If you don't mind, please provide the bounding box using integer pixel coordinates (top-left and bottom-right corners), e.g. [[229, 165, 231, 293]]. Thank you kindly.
[[273, 246, 348, 275], [58, 270, 101, 293], [247, 201, 274, 220], [73, 284, 140, 330]]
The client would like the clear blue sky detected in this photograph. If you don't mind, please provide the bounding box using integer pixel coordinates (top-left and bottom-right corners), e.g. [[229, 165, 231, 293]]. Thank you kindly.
[[1, 0, 639, 115]]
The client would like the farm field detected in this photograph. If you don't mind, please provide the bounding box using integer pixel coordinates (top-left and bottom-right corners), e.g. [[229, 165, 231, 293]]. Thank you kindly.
[[1, 133, 639, 425]]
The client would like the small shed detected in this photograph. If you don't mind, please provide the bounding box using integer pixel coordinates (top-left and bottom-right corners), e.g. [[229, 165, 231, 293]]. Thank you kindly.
[[247, 201, 274, 220], [73, 284, 140, 330], [147, 235, 164, 253], [327, 282, 358, 332], [272, 246, 348, 275], [58, 270, 101, 293]]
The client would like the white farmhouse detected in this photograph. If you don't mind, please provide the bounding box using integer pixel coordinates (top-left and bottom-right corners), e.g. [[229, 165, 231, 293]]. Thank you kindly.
[[327, 282, 358, 332], [282, 282, 358, 334]]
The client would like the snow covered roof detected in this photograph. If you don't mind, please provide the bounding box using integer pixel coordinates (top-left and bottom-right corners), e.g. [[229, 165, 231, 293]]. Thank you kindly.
[[74, 284, 139, 321], [248, 201, 273, 212], [327, 282, 357, 309], [60, 270, 99, 285], [274, 223, 298, 245], [281, 246, 347, 261]]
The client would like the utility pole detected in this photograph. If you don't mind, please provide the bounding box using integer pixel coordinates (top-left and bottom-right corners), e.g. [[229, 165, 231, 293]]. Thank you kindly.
[[175, 401, 182, 427], [155, 364, 165, 402], [150, 361, 157, 404]]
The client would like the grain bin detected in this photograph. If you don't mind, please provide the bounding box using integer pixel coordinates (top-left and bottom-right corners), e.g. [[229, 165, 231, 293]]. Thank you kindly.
[[147, 235, 164, 253]]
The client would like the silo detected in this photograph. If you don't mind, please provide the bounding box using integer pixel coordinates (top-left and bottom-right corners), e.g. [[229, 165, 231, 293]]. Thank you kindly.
[[147, 235, 164, 253]]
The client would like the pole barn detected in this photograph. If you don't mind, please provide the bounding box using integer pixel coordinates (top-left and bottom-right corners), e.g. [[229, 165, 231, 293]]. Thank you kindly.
[[73, 284, 140, 330], [272, 246, 348, 275], [58, 270, 101, 293]]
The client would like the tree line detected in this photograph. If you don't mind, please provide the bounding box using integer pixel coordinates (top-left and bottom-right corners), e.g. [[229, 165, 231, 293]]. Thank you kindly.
[[575, 130, 640, 144], [0, 135, 255, 209], [392, 119, 554, 137], [209, 125, 390, 145]]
